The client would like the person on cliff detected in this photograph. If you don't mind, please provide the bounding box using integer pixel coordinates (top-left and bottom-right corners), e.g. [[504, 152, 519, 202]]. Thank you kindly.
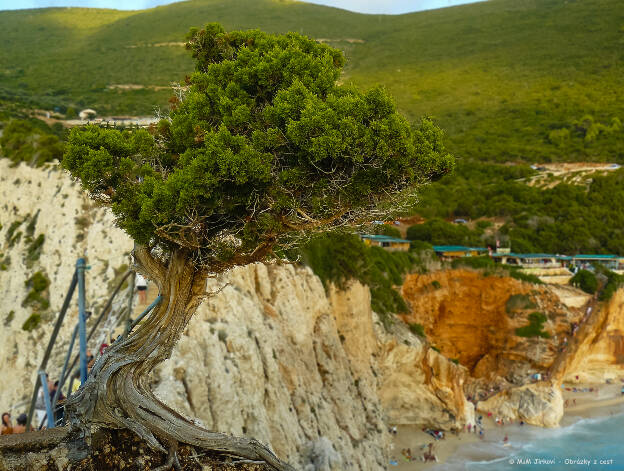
[[12, 414, 29, 434], [136, 273, 148, 304], [1, 413, 13, 435], [49, 380, 66, 425]]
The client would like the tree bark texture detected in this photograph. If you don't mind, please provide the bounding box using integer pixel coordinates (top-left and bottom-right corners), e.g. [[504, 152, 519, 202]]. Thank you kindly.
[[64, 247, 294, 471]]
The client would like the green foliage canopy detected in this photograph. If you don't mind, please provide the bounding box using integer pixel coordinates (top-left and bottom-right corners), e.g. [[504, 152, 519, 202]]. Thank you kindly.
[[63, 24, 453, 268]]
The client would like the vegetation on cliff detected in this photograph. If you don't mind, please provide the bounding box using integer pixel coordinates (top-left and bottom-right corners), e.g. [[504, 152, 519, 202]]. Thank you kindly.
[[449, 256, 542, 285], [1, 0, 622, 259], [294, 232, 433, 327], [410, 162, 624, 255], [570, 269, 598, 294], [0, 118, 64, 167], [597, 269, 624, 302], [21, 270, 50, 331], [515, 312, 550, 339]]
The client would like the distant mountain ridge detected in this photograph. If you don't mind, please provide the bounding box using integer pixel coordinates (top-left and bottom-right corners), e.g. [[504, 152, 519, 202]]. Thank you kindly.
[[0, 0, 623, 162]]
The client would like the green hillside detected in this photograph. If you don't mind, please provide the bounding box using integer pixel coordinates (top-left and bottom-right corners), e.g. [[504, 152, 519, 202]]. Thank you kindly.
[[1, 0, 623, 163]]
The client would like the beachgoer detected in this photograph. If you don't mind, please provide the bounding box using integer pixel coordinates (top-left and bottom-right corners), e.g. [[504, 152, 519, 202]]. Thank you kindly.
[[1, 413, 12, 435], [136, 273, 148, 304], [13, 414, 28, 434], [467, 423, 471, 433], [503, 435, 508, 443]]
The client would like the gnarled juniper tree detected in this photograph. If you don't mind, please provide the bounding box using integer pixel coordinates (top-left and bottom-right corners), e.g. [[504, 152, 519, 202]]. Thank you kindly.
[[62, 24, 453, 470]]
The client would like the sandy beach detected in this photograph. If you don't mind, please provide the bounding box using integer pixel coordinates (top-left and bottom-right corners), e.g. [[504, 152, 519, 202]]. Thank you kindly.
[[561, 382, 624, 421], [388, 425, 479, 470], [389, 381, 624, 469]]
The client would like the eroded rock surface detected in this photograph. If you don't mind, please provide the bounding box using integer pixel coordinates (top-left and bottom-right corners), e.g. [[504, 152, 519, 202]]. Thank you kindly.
[[400, 269, 584, 384], [477, 382, 564, 427]]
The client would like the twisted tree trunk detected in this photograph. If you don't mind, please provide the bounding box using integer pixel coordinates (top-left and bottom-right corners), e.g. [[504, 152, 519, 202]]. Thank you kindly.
[[64, 246, 294, 471]]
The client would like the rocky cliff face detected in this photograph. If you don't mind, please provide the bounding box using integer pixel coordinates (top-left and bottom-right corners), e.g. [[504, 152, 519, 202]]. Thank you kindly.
[[477, 382, 564, 427], [398, 269, 597, 427], [0, 159, 133, 418], [151, 263, 389, 470], [400, 270, 583, 384], [152, 264, 476, 468], [0, 161, 472, 469], [377, 334, 474, 430], [399, 268, 624, 427], [563, 288, 624, 383]]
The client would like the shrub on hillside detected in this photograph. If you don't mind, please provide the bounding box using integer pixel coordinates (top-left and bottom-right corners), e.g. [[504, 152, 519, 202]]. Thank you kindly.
[[372, 224, 402, 239], [0, 119, 63, 167], [297, 232, 366, 290], [407, 218, 477, 245], [599, 270, 623, 301], [409, 240, 434, 253], [516, 311, 550, 338], [22, 312, 41, 332], [408, 323, 426, 337], [570, 269, 598, 294], [22, 271, 50, 311]]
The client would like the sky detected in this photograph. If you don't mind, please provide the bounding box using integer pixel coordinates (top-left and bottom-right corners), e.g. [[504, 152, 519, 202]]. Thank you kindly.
[[0, 0, 486, 14]]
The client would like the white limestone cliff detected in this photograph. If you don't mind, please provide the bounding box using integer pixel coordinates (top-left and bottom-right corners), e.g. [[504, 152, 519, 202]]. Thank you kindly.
[[0, 160, 473, 469]]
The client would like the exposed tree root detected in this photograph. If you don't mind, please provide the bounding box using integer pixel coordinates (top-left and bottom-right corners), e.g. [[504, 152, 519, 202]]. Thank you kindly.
[[152, 443, 182, 471], [0, 428, 277, 471]]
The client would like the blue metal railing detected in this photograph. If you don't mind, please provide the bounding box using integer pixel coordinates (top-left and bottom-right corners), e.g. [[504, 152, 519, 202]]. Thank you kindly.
[[25, 271, 77, 431], [38, 370, 54, 429], [77, 258, 88, 385], [26, 259, 148, 430]]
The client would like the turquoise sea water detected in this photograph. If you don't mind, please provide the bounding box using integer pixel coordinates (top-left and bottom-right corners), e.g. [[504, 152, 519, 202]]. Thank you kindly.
[[436, 410, 624, 471]]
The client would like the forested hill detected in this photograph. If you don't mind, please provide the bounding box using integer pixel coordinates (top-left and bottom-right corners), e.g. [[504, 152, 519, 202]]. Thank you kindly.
[[1, 0, 623, 163]]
